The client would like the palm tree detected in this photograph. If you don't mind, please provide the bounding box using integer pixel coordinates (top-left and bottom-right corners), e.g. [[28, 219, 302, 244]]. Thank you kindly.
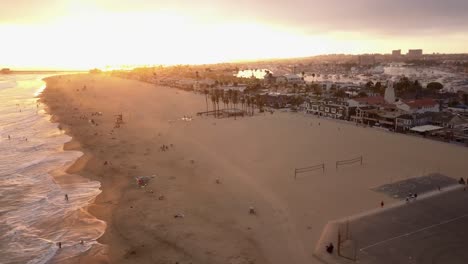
[[210, 93, 216, 117], [233, 90, 239, 108], [221, 92, 227, 109], [203, 89, 209, 112], [227, 89, 233, 109], [232, 90, 239, 119], [240, 95, 246, 113], [214, 89, 221, 117]]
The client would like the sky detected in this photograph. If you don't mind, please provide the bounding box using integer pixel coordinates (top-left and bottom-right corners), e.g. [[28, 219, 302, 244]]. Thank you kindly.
[[1, 0, 467, 70]]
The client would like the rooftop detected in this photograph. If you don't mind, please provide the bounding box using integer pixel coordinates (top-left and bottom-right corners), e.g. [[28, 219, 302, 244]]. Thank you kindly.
[[410, 125, 444, 133], [403, 98, 438, 109], [352, 96, 385, 105]]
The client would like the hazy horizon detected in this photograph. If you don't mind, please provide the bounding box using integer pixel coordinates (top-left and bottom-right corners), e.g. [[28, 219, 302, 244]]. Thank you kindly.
[[1, 0, 468, 70]]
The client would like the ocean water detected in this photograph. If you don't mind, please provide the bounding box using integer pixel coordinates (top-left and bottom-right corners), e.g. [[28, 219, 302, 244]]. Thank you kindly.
[[0, 74, 106, 264]]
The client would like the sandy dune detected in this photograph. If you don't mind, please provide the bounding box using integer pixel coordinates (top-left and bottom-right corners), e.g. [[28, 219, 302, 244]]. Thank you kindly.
[[41, 74, 468, 264]]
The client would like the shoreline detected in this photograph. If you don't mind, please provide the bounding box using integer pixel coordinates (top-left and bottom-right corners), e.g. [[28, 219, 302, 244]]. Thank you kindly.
[[39, 73, 468, 264], [40, 77, 111, 264]]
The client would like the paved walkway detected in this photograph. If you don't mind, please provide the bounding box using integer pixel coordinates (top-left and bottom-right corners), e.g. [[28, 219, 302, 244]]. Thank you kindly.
[[315, 185, 468, 264]]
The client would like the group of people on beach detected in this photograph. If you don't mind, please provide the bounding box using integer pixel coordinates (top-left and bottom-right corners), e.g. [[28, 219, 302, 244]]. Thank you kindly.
[[56, 194, 86, 248], [160, 144, 173, 151]]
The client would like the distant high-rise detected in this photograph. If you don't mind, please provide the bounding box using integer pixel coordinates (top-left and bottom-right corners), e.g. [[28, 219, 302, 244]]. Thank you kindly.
[[407, 49, 423, 57], [392, 50, 401, 56]]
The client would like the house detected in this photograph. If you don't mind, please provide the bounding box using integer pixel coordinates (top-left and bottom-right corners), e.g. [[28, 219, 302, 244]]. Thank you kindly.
[[395, 99, 439, 114], [395, 113, 433, 131], [431, 113, 468, 129]]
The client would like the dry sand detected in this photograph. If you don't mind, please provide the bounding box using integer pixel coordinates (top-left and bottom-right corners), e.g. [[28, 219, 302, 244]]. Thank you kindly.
[[41, 74, 468, 264]]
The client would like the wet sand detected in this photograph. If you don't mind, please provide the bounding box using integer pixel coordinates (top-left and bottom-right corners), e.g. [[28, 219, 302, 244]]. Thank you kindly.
[[41, 73, 468, 264]]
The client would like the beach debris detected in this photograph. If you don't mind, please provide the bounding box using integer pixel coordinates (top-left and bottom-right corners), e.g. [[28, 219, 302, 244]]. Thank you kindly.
[[104, 161, 108, 165], [405, 193, 418, 202], [158, 195, 165, 200], [181, 115, 193, 121], [326, 243, 334, 254], [174, 213, 185, 219], [215, 178, 221, 184], [380, 201, 384, 207], [136, 176, 150, 187], [249, 206, 256, 215]]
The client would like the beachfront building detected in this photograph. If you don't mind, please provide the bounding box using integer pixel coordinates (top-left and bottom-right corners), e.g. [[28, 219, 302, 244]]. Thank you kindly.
[[431, 112, 468, 129], [306, 99, 355, 120], [395, 99, 439, 114], [352, 106, 402, 129], [395, 113, 433, 131]]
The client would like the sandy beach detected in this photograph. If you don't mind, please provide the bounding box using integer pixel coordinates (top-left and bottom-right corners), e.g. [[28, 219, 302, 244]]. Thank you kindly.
[[41, 74, 468, 264]]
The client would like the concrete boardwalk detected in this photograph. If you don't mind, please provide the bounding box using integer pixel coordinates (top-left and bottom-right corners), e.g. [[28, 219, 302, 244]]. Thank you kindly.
[[315, 185, 468, 264]]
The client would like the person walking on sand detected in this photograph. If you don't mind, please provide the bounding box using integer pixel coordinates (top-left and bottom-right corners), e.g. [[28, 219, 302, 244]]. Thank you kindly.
[[65, 194, 69, 201]]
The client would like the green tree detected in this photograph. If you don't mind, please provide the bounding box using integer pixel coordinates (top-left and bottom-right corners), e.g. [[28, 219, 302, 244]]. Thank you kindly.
[[365, 81, 374, 89], [358, 91, 368, 97], [427, 82, 443, 91], [334, 89, 346, 98]]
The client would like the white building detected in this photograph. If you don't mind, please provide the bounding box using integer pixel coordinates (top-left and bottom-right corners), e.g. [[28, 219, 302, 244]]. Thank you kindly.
[[276, 74, 303, 85]]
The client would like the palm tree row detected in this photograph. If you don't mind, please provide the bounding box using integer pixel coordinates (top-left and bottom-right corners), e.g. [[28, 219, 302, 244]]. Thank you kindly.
[[203, 89, 265, 118]]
